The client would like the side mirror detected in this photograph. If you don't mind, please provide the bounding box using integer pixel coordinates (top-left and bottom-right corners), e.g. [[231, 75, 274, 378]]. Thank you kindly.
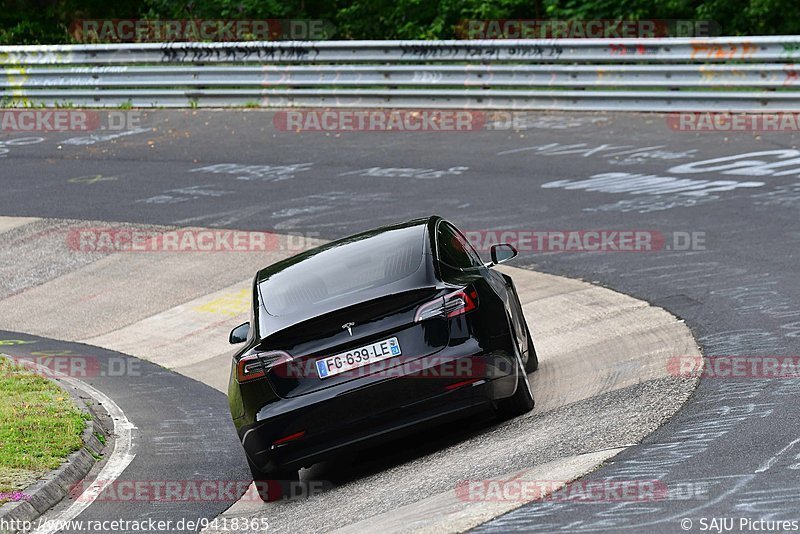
[[229, 322, 250, 344], [490, 243, 518, 266]]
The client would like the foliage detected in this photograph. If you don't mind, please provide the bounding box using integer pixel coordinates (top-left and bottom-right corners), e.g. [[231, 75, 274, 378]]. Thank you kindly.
[[0, 0, 798, 44]]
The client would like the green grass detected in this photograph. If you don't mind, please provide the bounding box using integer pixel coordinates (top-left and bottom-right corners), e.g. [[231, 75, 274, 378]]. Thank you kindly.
[[0, 358, 87, 500]]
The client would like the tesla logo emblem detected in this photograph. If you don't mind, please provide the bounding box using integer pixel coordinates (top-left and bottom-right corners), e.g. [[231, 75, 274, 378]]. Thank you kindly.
[[342, 322, 355, 336]]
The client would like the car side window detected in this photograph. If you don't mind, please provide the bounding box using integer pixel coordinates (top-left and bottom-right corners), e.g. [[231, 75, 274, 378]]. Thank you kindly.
[[437, 222, 483, 270]]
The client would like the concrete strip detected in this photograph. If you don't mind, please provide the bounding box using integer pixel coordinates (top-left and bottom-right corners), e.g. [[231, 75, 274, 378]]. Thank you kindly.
[[0, 231, 322, 340], [0, 218, 108, 300], [499, 266, 696, 412], [81, 279, 252, 371], [0, 216, 38, 234], [330, 448, 626, 534], [80, 279, 255, 392]]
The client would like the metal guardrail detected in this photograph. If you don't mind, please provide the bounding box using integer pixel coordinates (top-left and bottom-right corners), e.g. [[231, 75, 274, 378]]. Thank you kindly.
[[1, 37, 799, 111]]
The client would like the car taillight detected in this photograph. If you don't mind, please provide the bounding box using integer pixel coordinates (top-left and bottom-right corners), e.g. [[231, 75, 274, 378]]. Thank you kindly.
[[415, 287, 479, 322], [237, 351, 293, 383], [272, 430, 306, 448]]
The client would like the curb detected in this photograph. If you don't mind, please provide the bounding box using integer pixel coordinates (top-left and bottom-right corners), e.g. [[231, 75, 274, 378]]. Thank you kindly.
[[0, 368, 110, 531]]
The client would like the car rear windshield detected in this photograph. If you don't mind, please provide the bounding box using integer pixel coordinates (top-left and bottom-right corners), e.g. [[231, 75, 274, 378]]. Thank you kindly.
[[259, 226, 426, 316]]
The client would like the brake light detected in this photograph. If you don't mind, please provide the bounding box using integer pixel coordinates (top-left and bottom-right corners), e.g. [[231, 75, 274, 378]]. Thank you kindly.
[[445, 378, 484, 391], [415, 287, 479, 322], [272, 430, 306, 447], [237, 351, 293, 383]]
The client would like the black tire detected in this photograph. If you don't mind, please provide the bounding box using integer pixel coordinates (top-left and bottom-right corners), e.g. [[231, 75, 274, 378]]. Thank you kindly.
[[523, 326, 539, 373], [247, 457, 300, 502], [507, 276, 538, 373], [495, 357, 535, 420]]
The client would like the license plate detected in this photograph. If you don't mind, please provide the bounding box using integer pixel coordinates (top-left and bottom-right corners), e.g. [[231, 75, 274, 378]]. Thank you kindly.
[[316, 337, 402, 379]]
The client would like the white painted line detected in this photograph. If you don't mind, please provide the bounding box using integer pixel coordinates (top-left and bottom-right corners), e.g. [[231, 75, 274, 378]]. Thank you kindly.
[[2, 355, 138, 534], [755, 437, 800, 473]]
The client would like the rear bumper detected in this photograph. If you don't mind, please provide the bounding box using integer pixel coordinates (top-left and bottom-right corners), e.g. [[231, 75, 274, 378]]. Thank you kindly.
[[239, 343, 518, 472]]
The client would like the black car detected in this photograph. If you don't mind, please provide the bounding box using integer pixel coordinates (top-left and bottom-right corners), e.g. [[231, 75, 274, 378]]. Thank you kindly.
[[227, 216, 537, 501]]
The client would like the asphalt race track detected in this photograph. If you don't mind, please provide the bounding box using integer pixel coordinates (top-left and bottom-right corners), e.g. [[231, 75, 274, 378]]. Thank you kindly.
[[1, 110, 799, 533]]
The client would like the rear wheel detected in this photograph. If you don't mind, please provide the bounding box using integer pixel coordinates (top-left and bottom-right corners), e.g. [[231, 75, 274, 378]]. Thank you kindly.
[[507, 278, 538, 373], [495, 356, 534, 419], [247, 457, 300, 502]]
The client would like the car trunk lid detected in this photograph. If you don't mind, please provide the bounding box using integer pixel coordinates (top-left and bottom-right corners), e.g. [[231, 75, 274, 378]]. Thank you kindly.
[[260, 288, 449, 398]]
